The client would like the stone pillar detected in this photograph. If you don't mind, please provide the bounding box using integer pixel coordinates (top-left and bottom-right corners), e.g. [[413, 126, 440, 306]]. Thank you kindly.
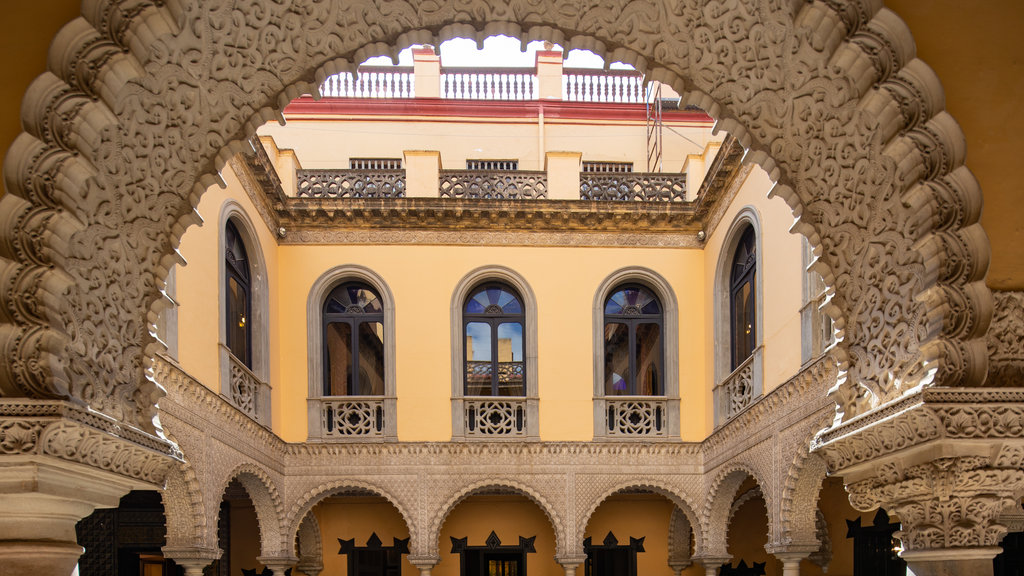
[[772, 552, 810, 576], [693, 555, 731, 576], [257, 555, 299, 576], [545, 151, 581, 200], [408, 554, 439, 576], [555, 553, 588, 576], [162, 547, 221, 576], [535, 50, 563, 100], [0, 459, 141, 576], [403, 150, 441, 198], [412, 47, 441, 98]]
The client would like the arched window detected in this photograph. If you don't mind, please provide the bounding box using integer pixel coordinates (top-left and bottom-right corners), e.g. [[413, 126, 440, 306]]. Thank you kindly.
[[463, 283, 525, 397], [323, 282, 385, 396], [224, 220, 252, 368], [730, 225, 756, 370], [603, 284, 663, 396]]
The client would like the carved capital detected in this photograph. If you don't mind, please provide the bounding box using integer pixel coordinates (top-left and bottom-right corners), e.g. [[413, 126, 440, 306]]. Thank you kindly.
[[846, 456, 1024, 551]]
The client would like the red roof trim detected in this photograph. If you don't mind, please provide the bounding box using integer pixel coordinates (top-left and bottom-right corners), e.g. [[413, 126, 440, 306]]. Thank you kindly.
[[282, 96, 714, 123]]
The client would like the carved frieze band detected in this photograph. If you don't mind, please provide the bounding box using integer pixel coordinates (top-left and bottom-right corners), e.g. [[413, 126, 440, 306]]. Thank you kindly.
[[988, 290, 1024, 387], [0, 399, 178, 484]]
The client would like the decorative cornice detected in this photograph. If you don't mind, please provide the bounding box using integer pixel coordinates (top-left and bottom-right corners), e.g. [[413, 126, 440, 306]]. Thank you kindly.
[[0, 398, 179, 485]]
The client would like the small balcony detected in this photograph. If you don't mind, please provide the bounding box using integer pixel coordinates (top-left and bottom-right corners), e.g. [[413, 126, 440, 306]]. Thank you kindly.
[[603, 397, 669, 437], [463, 398, 528, 437], [225, 353, 271, 425], [713, 350, 763, 425], [308, 396, 396, 440]]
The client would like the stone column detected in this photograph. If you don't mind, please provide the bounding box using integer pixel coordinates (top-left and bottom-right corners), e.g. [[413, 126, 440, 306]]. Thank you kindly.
[[693, 555, 731, 576], [257, 555, 299, 576], [0, 459, 141, 576], [162, 547, 221, 576], [408, 554, 439, 576], [555, 553, 588, 576], [772, 552, 810, 576]]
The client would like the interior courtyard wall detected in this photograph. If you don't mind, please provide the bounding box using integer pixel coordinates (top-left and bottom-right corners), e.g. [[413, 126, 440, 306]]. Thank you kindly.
[[584, 493, 677, 576], [173, 161, 283, 423], [230, 500, 263, 575], [272, 243, 708, 442], [702, 166, 803, 414], [257, 113, 715, 173], [312, 496, 415, 576], [725, 493, 774, 576], [436, 494, 560, 576]]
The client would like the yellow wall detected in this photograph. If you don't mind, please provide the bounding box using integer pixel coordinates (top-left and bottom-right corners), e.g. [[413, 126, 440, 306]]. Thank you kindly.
[[313, 496, 416, 576], [273, 243, 707, 442], [436, 495, 560, 576], [174, 163, 283, 422], [703, 167, 804, 430], [230, 501, 263, 576], [584, 494, 678, 576]]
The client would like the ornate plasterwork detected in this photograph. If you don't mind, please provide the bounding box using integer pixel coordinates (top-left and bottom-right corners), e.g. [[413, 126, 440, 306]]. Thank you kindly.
[[0, 0, 990, 440], [988, 291, 1024, 387], [846, 457, 1024, 550], [0, 399, 178, 485]]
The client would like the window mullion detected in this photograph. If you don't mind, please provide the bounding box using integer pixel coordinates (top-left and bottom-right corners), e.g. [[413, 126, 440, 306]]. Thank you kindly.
[[627, 319, 637, 395], [350, 318, 359, 395], [490, 320, 499, 396]]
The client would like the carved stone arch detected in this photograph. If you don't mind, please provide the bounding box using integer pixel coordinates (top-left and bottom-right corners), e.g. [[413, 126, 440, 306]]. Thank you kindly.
[[592, 266, 681, 437], [430, 479, 563, 557], [777, 418, 833, 551], [667, 506, 693, 571], [0, 0, 991, 544], [160, 430, 208, 548], [219, 463, 286, 557], [579, 480, 702, 557], [727, 486, 764, 527], [295, 511, 324, 576], [702, 463, 773, 557], [285, 478, 415, 556]]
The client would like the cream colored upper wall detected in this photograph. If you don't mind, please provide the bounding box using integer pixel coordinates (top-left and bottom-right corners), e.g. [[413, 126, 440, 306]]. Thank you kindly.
[[703, 167, 804, 429], [258, 116, 714, 174]]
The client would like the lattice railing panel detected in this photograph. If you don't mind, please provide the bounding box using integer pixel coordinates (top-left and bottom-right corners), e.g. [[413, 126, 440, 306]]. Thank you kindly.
[[721, 356, 755, 420], [228, 355, 268, 423], [439, 170, 547, 199], [320, 398, 385, 438], [605, 398, 668, 437], [464, 398, 527, 437], [579, 172, 686, 201], [296, 169, 406, 198]]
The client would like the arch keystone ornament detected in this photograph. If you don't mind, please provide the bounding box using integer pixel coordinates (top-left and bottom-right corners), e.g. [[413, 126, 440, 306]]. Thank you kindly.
[[0, 0, 1005, 574]]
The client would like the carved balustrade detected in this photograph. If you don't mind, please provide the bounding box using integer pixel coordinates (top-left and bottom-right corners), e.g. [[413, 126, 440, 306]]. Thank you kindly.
[[296, 169, 406, 198], [441, 67, 537, 100], [464, 398, 528, 437], [579, 172, 686, 202], [604, 397, 669, 437], [318, 398, 386, 439], [716, 355, 755, 422], [227, 355, 270, 425], [319, 66, 415, 98], [563, 68, 645, 103], [439, 170, 547, 199]]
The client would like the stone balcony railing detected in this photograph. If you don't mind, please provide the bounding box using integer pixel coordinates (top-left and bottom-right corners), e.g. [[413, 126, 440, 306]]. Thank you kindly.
[[226, 354, 271, 425], [463, 398, 528, 437], [579, 172, 687, 202], [439, 170, 548, 199], [604, 397, 669, 437], [713, 351, 764, 425], [296, 169, 406, 198], [315, 397, 388, 439]]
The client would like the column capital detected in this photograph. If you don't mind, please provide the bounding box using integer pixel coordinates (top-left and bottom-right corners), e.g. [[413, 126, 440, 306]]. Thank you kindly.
[[554, 553, 589, 567], [162, 547, 221, 576], [257, 555, 299, 576], [407, 555, 440, 568]]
